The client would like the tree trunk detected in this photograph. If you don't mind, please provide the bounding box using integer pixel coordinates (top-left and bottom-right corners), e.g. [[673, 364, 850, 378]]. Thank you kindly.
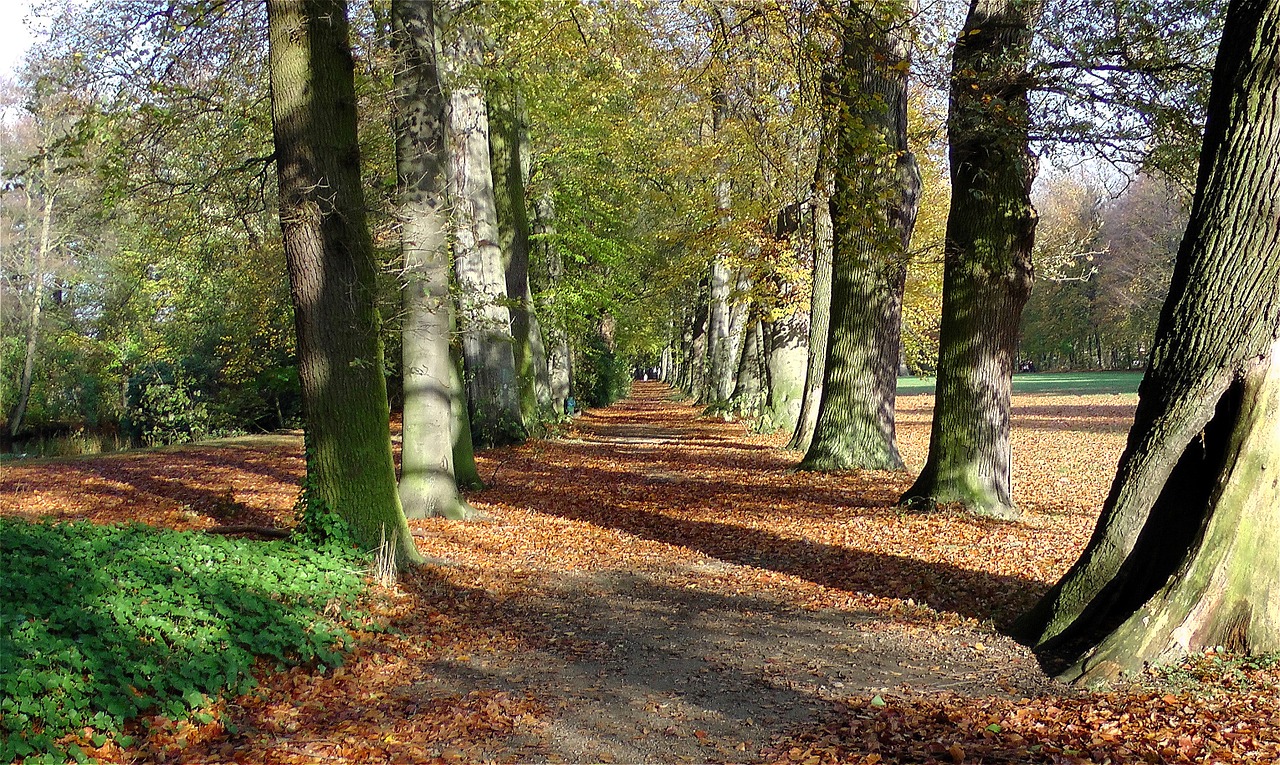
[[1014, 0, 1280, 685], [704, 87, 736, 404], [729, 308, 765, 417], [789, 167, 834, 451], [8, 179, 54, 438], [391, 0, 476, 521], [489, 84, 553, 426], [438, 2, 525, 447], [267, 0, 422, 565], [900, 0, 1045, 518], [761, 305, 808, 434], [800, 2, 921, 472], [532, 192, 571, 415], [688, 291, 710, 402]]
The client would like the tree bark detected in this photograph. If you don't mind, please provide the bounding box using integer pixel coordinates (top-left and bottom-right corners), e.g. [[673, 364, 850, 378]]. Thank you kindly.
[[490, 84, 553, 426], [438, 2, 525, 447], [1014, 0, 1280, 685], [729, 307, 765, 417], [531, 191, 571, 415], [266, 0, 422, 565], [7, 176, 54, 438], [800, 2, 921, 472], [789, 167, 834, 451], [391, 0, 476, 521], [900, 0, 1045, 518]]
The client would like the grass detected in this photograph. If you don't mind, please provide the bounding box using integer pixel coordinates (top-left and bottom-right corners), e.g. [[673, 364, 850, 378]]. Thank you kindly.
[[897, 371, 1144, 396], [0, 519, 369, 763]]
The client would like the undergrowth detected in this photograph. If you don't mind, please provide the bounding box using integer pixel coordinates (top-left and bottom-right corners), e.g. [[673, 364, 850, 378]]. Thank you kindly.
[[0, 518, 368, 763]]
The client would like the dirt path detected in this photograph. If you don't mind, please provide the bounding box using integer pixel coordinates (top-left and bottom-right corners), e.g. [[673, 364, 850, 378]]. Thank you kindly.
[[401, 383, 1080, 763], [5, 381, 1141, 763]]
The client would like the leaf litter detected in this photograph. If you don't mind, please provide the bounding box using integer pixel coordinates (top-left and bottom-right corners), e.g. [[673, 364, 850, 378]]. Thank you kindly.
[[4, 381, 1279, 763]]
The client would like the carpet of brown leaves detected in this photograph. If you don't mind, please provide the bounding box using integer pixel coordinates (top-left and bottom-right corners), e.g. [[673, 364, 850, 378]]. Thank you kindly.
[[5, 381, 1280, 764]]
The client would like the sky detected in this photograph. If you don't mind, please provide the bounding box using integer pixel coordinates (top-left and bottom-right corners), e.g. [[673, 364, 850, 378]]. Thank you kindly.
[[0, 0, 38, 80]]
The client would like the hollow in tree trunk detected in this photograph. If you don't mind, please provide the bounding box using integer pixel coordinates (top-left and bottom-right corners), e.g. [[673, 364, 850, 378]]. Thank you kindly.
[[1013, 0, 1280, 685], [900, 0, 1045, 518]]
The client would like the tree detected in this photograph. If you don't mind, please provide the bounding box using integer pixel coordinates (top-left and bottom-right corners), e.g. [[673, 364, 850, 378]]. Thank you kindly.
[[392, 0, 477, 521], [438, 1, 526, 447], [900, 0, 1046, 517], [489, 82, 554, 426], [1014, 0, 1280, 685], [799, 1, 921, 472], [266, 0, 421, 564]]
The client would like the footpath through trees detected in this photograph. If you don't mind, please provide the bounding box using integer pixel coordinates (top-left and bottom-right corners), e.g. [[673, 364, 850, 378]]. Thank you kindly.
[[6, 382, 1280, 763]]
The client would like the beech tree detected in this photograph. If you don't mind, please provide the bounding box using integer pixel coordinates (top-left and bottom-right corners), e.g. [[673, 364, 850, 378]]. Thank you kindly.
[[1014, 0, 1280, 685], [438, 1, 525, 447], [900, 0, 1045, 516], [800, 1, 921, 472], [392, 0, 477, 521], [266, 0, 421, 563]]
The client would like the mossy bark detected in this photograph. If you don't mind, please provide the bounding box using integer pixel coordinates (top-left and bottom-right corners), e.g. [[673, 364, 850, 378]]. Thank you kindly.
[[761, 307, 808, 435], [391, 0, 476, 521], [800, 3, 921, 472], [490, 86, 553, 428], [900, 0, 1044, 518], [531, 192, 571, 415], [729, 309, 765, 417], [267, 0, 422, 564], [1014, 0, 1280, 685]]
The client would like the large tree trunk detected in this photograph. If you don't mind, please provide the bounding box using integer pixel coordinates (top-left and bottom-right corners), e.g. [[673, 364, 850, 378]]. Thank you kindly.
[[391, 0, 476, 521], [789, 167, 834, 451], [438, 3, 525, 447], [704, 85, 736, 404], [900, 0, 1045, 518], [1014, 0, 1280, 686], [489, 85, 553, 426], [800, 3, 921, 472], [267, 0, 421, 565]]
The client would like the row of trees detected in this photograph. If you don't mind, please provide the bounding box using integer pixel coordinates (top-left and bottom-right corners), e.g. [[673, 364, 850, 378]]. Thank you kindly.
[[662, 0, 1280, 686], [4, 0, 1279, 689]]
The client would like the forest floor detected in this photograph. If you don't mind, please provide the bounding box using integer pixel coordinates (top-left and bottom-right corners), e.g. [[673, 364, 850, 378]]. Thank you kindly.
[[5, 382, 1280, 764]]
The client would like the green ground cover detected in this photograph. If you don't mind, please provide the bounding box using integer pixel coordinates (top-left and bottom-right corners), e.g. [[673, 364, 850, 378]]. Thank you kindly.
[[0, 520, 368, 763]]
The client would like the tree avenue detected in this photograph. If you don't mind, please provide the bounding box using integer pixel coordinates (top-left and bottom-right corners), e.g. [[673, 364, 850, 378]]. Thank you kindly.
[[1015, 0, 1280, 685]]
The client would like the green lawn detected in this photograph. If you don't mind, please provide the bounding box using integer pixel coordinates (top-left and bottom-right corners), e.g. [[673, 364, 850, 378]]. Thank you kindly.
[[897, 371, 1144, 396]]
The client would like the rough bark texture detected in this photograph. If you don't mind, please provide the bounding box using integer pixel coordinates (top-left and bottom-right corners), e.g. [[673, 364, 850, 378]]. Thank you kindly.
[[789, 167, 834, 451], [490, 86, 553, 426], [267, 0, 421, 564], [900, 0, 1044, 518], [688, 287, 710, 402], [392, 0, 475, 521], [439, 3, 525, 447], [1014, 0, 1280, 685], [532, 192, 571, 416], [800, 3, 921, 472]]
